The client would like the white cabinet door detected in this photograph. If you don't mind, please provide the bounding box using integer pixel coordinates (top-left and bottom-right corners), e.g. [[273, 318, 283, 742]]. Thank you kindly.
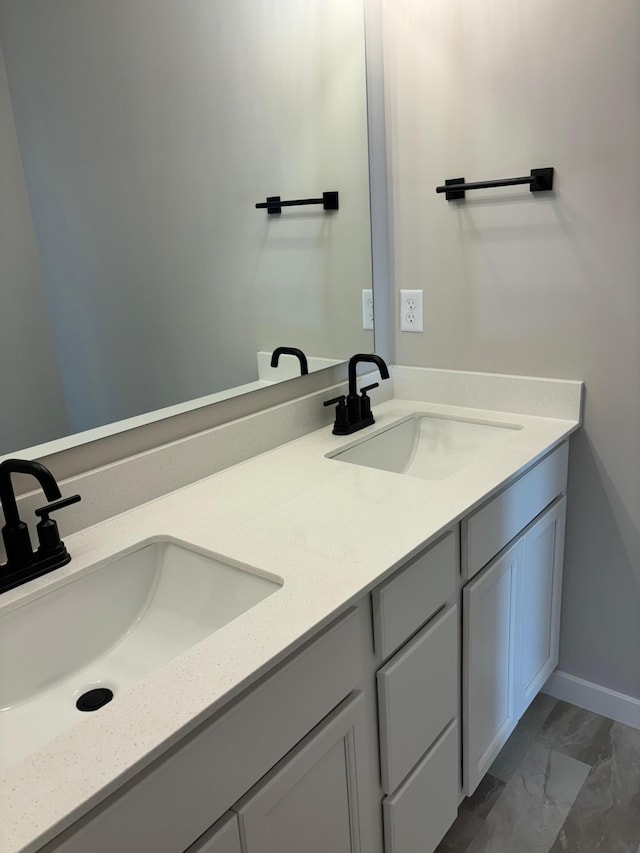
[[187, 813, 241, 853], [234, 692, 371, 853], [516, 498, 566, 717], [463, 540, 523, 795]]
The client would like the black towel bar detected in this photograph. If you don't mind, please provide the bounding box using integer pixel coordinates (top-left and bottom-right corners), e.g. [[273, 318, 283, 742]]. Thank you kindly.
[[436, 168, 554, 201], [256, 191, 339, 215]]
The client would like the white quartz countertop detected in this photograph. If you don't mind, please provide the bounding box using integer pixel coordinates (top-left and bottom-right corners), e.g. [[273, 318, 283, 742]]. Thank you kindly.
[[0, 394, 580, 853]]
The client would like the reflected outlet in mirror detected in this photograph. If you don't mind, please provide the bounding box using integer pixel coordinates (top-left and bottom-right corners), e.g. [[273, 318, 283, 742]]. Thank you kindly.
[[328, 414, 523, 480], [0, 538, 282, 768]]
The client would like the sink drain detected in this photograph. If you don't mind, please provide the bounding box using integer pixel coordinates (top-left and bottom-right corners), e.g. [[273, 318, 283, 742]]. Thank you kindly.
[[76, 687, 114, 712]]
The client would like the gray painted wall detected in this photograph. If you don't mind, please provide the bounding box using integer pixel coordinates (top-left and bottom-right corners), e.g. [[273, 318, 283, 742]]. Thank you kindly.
[[382, 0, 640, 698], [0, 43, 68, 452]]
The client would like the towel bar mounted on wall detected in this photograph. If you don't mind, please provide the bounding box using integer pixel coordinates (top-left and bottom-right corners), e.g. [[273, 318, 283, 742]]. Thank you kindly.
[[255, 191, 339, 215], [436, 168, 554, 201]]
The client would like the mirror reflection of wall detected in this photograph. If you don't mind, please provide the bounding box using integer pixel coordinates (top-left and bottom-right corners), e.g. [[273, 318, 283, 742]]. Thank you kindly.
[[0, 0, 373, 457]]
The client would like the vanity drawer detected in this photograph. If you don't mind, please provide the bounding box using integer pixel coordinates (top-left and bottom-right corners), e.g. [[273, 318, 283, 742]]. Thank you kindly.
[[372, 529, 457, 661], [44, 609, 363, 853], [377, 603, 458, 794], [382, 720, 459, 853], [462, 441, 569, 580]]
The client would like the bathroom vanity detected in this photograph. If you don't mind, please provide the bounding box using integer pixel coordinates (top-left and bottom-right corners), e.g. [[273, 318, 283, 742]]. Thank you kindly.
[[0, 370, 582, 853]]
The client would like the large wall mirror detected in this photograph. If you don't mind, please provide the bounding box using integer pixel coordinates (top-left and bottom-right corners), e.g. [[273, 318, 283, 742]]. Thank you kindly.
[[0, 0, 374, 458]]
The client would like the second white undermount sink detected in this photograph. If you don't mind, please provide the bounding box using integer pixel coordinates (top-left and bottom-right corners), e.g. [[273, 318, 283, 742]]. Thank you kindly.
[[328, 413, 522, 480], [0, 539, 282, 769]]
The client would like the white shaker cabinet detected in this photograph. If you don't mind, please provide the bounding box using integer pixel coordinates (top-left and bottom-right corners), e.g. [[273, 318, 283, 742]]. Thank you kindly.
[[42, 610, 372, 853], [463, 539, 522, 795], [234, 692, 371, 853], [515, 498, 566, 717], [373, 531, 460, 853], [34, 439, 572, 853], [463, 496, 567, 795]]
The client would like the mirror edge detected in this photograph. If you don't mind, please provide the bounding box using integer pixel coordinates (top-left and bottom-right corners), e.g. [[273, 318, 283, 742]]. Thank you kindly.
[[364, 0, 391, 364]]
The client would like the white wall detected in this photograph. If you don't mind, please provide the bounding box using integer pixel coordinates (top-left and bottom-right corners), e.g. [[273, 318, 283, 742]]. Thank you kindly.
[[0, 44, 68, 454], [382, 0, 640, 699], [0, 0, 372, 436]]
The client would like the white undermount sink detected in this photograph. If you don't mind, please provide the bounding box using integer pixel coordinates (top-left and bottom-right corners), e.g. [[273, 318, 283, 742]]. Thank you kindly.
[[328, 413, 522, 480], [0, 539, 282, 769]]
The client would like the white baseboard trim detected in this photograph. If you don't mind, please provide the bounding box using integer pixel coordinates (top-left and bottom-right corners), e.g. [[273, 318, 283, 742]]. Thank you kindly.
[[543, 670, 640, 731]]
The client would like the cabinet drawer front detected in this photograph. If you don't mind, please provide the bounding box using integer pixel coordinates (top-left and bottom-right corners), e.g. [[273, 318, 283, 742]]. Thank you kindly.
[[462, 441, 568, 580], [44, 609, 363, 853], [372, 530, 457, 660], [377, 603, 458, 794], [383, 720, 459, 853], [186, 813, 241, 853]]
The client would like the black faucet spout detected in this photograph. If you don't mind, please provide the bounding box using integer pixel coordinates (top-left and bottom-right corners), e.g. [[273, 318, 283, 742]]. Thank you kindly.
[[270, 346, 309, 376], [0, 459, 62, 528], [347, 353, 390, 397]]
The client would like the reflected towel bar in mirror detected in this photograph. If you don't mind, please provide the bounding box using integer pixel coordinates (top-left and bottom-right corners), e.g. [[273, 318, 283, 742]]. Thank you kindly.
[[256, 191, 339, 215], [436, 168, 554, 201]]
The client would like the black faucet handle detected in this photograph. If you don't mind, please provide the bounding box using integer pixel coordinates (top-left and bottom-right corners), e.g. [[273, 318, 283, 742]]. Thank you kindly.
[[324, 394, 351, 434], [35, 494, 82, 520], [360, 383, 379, 395], [323, 394, 346, 407], [35, 494, 81, 558], [359, 383, 379, 421]]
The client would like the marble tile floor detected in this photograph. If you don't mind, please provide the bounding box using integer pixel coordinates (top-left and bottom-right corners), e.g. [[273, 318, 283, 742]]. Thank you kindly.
[[436, 695, 640, 853]]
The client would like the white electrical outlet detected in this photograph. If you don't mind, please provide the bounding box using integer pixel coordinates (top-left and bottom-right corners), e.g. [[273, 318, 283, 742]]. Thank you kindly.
[[362, 289, 374, 330], [400, 289, 423, 332]]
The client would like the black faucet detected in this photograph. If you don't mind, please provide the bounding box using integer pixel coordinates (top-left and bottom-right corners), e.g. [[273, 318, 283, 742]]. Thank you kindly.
[[270, 346, 309, 376], [324, 353, 390, 435], [0, 459, 81, 594]]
